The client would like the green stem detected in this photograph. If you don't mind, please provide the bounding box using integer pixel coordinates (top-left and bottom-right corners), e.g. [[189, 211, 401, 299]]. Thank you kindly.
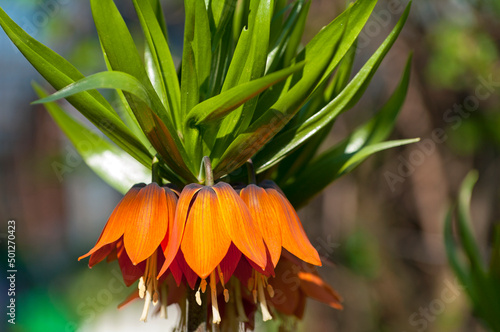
[[152, 155, 161, 184], [246, 159, 256, 184], [202, 156, 214, 186]]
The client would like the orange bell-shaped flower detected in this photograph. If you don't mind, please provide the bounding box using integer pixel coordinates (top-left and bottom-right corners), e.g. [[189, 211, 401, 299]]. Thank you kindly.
[[239, 181, 321, 267], [79, 183, 178, 321], [159, 182, 269, 324]]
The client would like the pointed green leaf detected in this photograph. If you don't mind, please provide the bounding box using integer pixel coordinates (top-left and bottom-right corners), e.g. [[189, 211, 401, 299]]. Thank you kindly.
[[444, 209, 470, 286], [34, 71, 196, 183], [0, 6, 152, 167], [282, 0, 310, 69], [255, 6, 411, 171], [133, 0, 181, 122], [213, 0, 378, 178], [187, 62, 305, 126], [284, 138, 418, 206], [210, 0, 274, 159], [34, 71, 152, 107], [33, 83, 151, 194], [457, 171, 484, 271], [91, 0, 193, 176]]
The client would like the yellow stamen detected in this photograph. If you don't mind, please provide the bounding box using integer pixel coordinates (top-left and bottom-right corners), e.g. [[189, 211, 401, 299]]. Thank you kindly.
[[217, 265, 225, 287], [200, 279, 207, 293], [217, 265, 229, 302], [210, 270, 221, 324], [247, 278, 254, 291], [267, 284, 275, 298]]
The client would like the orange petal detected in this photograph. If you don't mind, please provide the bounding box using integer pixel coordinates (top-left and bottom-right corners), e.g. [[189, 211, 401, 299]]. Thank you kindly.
[[123, 183, 170, 264], [266, 188, 321, 266], [298, 271, 343, 310], [212, 182, 267, 270], [240, 185, 282, 267], [181, 187, 232, 279], [79, 184, 144, 261], [159, 184, 202, 277]]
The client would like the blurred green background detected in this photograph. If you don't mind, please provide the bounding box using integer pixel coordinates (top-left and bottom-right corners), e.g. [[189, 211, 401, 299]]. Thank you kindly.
[[1, 0, 499, 331]]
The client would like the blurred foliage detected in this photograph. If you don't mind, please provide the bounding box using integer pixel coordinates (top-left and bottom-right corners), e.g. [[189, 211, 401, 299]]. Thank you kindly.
[[342, 229, 381, 279], [445, 171, 500, 331], [426, 21, 498, 90]]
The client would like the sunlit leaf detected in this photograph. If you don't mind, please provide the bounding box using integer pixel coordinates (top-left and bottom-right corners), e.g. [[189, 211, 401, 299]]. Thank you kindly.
[[213, 0, 378, 179], [255, 5, 411, 172], [33, 83, 151, 194], [283, 138, 419, 206], [0, 7, 152, 167]]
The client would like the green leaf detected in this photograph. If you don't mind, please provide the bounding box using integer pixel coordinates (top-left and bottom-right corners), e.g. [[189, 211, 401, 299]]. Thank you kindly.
[[133, 0, 181, 123], [33, 83, 151, 195], [91, 0, 194, 178], [273, 40, 359, 181], [456, 171, 484, 271], [0, 6, 152, 168], [282, 0, 310, 69], [444, 209, 470, 285], [283, 138, 419, 206], [216, 0, 273, 138], [490, 225, 500, 280], [34, 71, 196, 183], [34, 71, 152, 107], [91, 0, 154, 93], [266, 0, 308, 73], [187, 62, 305, 126], [182, 0, 212, 107], [213, 0, 378, 179], [255, 5, 411, 172]]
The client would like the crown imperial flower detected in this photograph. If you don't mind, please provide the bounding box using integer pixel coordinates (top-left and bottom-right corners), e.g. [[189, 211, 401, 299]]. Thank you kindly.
[[79, 182, 178, 321]]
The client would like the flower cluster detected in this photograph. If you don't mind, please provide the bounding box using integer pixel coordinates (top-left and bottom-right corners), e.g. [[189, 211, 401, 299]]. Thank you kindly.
[[79, 172, 342, 328]]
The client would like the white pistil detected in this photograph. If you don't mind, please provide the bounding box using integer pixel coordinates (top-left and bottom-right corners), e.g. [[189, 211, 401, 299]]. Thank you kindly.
[[138, 277, 146, 299], [195, 288, 202, 306], [257, 277, 272, 321], [140, 288, 152, 322], [210, 271, 221, 324], [138, 250, 159, 322]]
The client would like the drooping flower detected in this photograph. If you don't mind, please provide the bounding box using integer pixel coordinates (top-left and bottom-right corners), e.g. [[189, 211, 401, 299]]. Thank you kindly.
[[158, 182, 271, 324], [239, 180, 321, 267], [214, 251, 342, 331], [79, 183, 178, 321], [268, 251, 343, 318]]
